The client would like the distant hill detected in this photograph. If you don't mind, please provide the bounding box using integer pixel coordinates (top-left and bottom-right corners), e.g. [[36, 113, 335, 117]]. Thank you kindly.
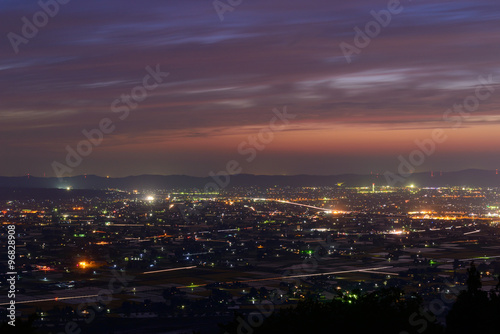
[[1, 169, 500, 190], [0, 188, 110, 201]]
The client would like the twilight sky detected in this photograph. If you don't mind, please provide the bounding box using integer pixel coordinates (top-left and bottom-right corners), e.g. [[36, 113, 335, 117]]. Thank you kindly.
[[1, 0, 500, 177]]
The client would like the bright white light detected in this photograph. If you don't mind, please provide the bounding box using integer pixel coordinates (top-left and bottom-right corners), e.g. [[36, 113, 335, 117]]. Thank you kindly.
[[146, 196, 155, 201]]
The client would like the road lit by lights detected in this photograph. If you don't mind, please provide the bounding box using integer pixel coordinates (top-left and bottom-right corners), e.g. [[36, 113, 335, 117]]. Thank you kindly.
[[0, 294, 99, 306], [0, 267, 396, 305], [176, 266, 397, 288], [463, 230, 481, 235], [141, 266, 197, 275]]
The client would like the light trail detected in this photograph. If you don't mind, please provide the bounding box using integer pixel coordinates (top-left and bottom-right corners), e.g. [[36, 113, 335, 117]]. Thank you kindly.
[[0, 267, 396, 305], [243, 266, 397, 282], [0, 294, 99, 306], [141, 266, 197, 275], [251, 198, 335, 212], [274, 199, 331, 212], [178, 266, 396, 288], [456, 255, 500, 262], [357, 270, 397, 275]]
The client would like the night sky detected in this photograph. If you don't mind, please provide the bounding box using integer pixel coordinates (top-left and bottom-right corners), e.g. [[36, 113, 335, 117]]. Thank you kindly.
[[1, 0, 499, 177]]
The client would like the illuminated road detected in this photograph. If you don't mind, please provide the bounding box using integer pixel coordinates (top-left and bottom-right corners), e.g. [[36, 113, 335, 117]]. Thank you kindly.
[[178, 266, 396, 288], [274, 199, 332, 212], [0, 294, 100, 306], [224, 266, 397, 283], [0, 266, 197, 306], [251, 198, 340, 213], [141, 266, 197, 275], [0, 266, 395, 305]]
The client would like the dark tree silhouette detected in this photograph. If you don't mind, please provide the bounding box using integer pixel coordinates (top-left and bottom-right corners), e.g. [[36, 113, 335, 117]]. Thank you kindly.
[[220, 288, 443, 334], [446, 262, 500, 334], [465, 261, 482, 294]]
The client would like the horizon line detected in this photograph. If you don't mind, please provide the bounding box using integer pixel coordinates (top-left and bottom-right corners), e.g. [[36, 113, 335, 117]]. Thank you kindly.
[[1, 168, 497, 179]]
